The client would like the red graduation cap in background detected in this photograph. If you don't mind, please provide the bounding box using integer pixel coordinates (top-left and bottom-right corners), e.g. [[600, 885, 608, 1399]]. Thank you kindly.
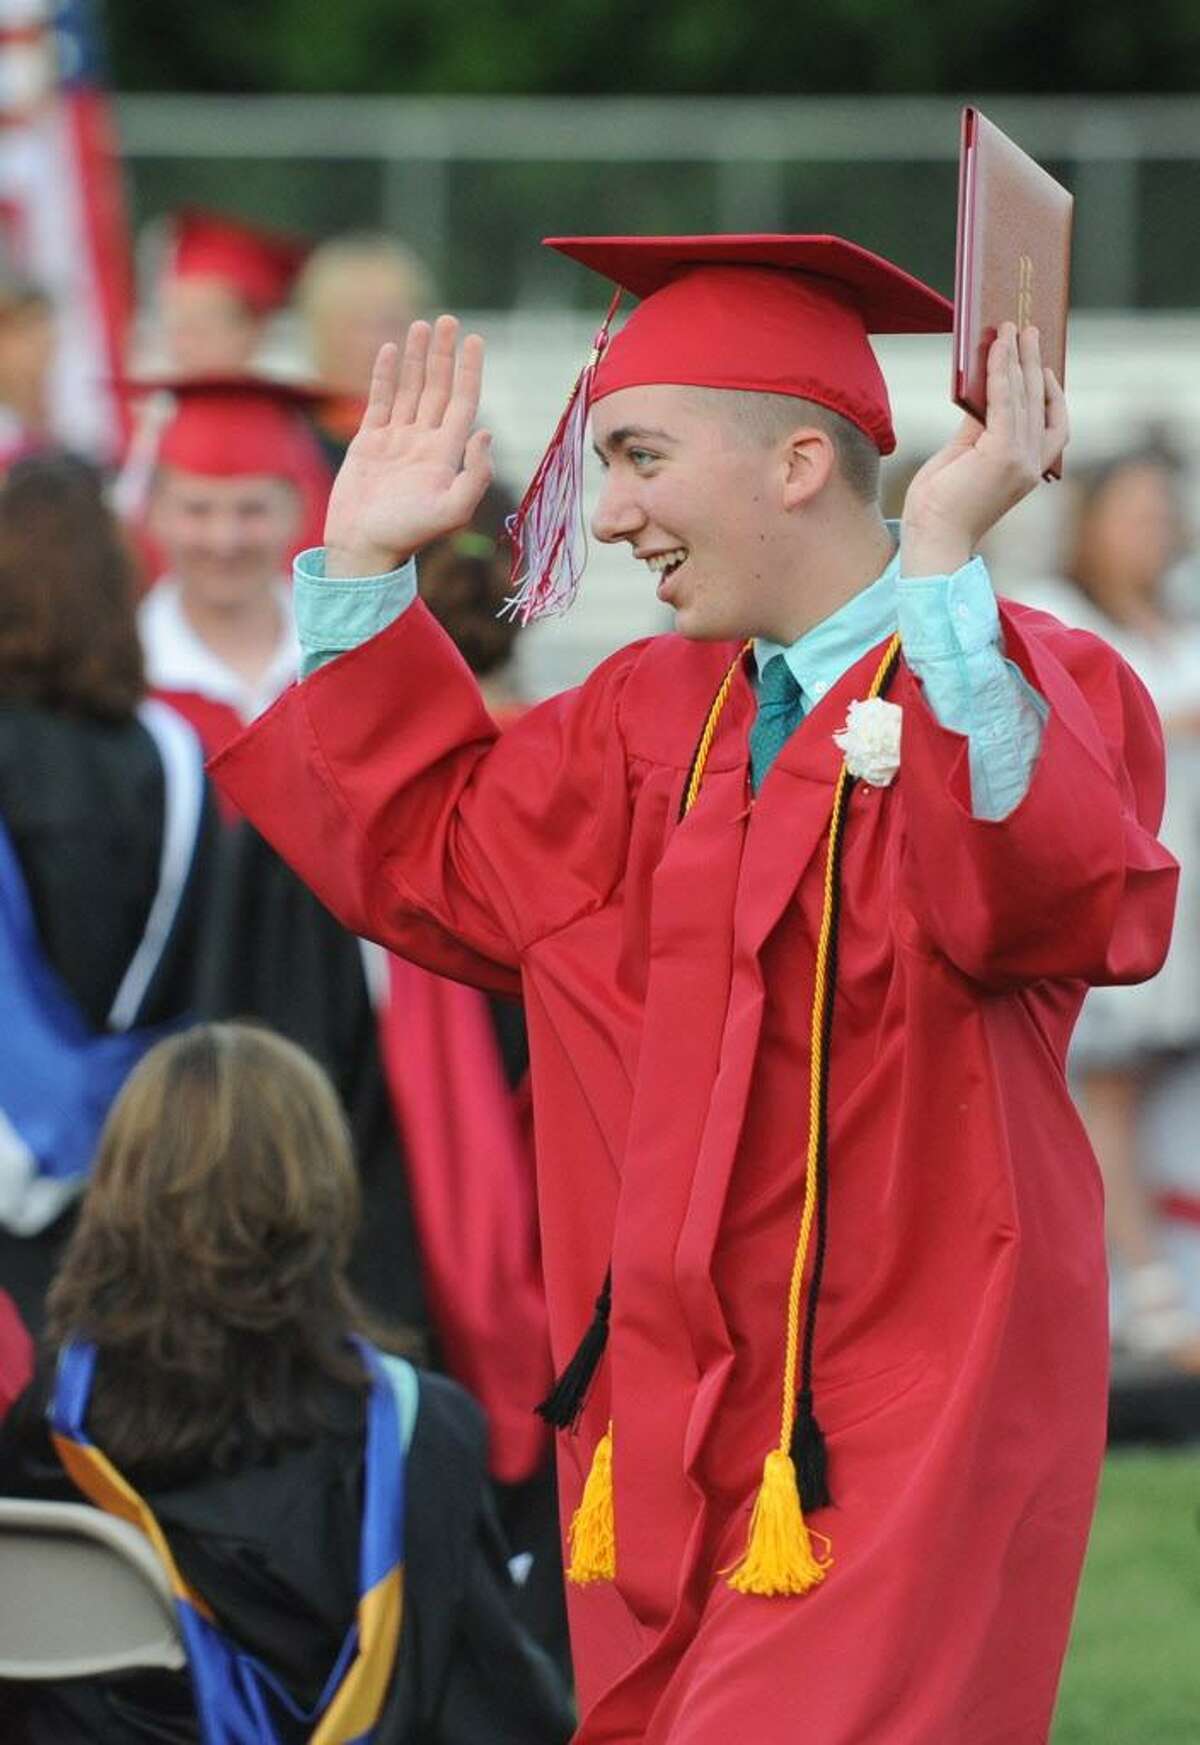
[[125, 374, 324, 487], [505, 234, 953, 623], [164, 210, 310, 316]]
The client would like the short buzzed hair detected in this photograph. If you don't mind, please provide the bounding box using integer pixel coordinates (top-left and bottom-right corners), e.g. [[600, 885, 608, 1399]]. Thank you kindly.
[[691, 387, 882, 504]]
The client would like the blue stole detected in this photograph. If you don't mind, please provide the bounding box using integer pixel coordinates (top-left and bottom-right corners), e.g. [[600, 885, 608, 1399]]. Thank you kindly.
[[49, 1338, 411, 1745], [0, 813, 168, 1227]]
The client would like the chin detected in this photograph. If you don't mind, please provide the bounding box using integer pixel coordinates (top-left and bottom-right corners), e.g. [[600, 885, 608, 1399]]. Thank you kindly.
[[673, 603, 746, 644]]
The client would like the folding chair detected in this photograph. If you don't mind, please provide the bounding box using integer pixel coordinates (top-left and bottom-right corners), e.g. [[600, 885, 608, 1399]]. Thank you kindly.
[[0, 1497, 184, 1678]]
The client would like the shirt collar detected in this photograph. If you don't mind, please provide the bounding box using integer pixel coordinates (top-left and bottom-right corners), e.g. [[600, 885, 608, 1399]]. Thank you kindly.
[[753, 529, 900, 709], [139, 578, 299, 723]]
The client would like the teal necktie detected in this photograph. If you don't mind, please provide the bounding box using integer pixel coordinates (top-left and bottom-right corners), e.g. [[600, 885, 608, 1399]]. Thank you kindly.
[[749, 653, 804, 792]]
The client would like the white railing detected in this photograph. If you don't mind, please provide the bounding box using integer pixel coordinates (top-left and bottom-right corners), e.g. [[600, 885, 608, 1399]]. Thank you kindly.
[[115, 93, 1200, 314]]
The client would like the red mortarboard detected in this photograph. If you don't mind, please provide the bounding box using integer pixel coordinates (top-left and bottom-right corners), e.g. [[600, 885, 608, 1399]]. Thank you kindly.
[[127, 375, 323, 486], [165, 210, 310, 315], [506, 234, 952, 622]]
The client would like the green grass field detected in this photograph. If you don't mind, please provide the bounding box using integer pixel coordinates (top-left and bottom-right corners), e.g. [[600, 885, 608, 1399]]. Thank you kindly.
[[1053, 1450, 1200, 1742]]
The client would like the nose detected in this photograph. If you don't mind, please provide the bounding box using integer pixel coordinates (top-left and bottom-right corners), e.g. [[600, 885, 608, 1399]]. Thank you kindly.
[[590, 471, 645, 545], [202, 511, 244, 559]]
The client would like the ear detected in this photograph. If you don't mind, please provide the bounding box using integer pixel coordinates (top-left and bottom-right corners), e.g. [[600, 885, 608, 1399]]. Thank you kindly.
[[779, 427, 837, 512]]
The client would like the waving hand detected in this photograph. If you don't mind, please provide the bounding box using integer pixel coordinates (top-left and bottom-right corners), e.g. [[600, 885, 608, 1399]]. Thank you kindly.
[[325, 315, 494, 579]]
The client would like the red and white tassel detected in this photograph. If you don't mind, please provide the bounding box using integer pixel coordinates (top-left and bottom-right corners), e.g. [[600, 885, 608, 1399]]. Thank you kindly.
[[503, 290, 622, 624]]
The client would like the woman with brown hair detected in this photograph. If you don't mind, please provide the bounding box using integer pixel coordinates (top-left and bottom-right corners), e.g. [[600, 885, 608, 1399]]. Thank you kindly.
[[0, 1021, 575, 1745], [0, 454, 213, 1334]]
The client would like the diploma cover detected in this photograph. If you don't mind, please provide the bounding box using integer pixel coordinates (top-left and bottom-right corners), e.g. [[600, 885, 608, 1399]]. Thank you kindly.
[[953, 107, 1073, 478]]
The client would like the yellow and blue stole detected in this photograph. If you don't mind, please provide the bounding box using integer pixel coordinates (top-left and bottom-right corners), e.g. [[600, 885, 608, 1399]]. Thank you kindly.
[[49, 1338, 408, 1745]]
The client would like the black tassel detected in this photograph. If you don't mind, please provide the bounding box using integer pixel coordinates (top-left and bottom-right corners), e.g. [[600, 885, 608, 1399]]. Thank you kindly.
[[536, 1269, 612, 1430], [790, 1387, 832, 1512]]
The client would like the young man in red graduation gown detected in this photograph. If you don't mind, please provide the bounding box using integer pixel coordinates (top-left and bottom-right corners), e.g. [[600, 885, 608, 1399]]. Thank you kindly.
[[213, 236, 1178, 1744]]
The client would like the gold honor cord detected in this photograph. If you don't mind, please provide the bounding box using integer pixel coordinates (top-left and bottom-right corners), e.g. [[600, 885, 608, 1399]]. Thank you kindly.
[[682, 641, 755, 818]]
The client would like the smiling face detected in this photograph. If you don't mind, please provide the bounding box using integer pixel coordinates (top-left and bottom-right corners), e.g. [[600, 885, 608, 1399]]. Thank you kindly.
[[590, 383, 842, 643], [149, 468, 299, 611]]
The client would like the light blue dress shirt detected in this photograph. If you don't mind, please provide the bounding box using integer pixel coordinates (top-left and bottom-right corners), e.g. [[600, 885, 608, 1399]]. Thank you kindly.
[[293, 539, 1047, 821]]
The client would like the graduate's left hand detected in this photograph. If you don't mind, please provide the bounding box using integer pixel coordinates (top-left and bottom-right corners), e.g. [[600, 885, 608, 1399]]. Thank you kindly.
[[899, 323, 1068, 577]]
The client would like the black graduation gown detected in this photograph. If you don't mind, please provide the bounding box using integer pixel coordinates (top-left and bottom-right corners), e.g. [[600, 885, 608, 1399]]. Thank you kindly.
[[0, 703, 216, 1334], [0, 1364, 575, 1745]]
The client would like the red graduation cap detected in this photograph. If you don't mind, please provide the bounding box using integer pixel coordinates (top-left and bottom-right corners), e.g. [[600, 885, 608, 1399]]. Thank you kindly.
[[506, 234, 952, 622], [127, 375, 324, 487], [165, 210, 310, 315]]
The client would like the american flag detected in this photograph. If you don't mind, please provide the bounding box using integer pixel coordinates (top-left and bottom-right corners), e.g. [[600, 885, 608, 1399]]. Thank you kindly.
[[0, 0, 131, 461]]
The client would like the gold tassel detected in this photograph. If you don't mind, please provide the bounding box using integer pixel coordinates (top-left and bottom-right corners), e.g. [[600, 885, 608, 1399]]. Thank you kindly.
[[566, 1422, 616, 1584], [727, 1448, 831, 1596]]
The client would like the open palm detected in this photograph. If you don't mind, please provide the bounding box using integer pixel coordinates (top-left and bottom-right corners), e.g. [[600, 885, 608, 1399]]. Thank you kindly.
[[324, 315, 494, 578]]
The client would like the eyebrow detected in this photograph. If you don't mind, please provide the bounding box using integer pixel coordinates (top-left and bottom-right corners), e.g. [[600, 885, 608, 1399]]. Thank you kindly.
[[593, 424, 680, 459]]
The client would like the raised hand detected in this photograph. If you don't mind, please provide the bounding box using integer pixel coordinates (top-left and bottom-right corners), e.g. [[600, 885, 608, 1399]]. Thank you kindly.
[[899, 322, 1068, 578], [324, 315, 494, 579]]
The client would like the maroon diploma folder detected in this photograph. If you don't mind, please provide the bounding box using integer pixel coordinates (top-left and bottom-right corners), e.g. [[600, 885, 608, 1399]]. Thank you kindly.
[[953, 107, 1073, 477]]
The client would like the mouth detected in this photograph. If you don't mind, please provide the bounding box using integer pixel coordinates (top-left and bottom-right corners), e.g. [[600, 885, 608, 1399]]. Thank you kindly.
[[642, 547, 688, 600]]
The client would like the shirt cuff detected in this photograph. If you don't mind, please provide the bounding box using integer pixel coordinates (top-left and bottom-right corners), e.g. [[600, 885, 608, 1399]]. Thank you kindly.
[[294, 547, 419, 679], [895, 556, 999, 662]]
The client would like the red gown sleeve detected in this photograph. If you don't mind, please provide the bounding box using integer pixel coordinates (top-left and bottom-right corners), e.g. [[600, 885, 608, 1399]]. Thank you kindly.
[[210, 601, 641, 994], [898, 604, 1179, 990]]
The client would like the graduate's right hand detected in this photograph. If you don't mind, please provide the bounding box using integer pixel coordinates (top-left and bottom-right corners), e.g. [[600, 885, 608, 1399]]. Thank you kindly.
[[324, 316, 494, 578]]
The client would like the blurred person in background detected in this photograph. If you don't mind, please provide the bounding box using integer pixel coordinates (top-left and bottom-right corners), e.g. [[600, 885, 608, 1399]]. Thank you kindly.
[[295, 232, 431, 471], [0, 456, 214, 1336], [137, 377, 315, 760], [157, 209, 309, 379], [1020, 445, 1200, 1372], [0, 270, 57, 472], [0, 1021, 575, 1745]]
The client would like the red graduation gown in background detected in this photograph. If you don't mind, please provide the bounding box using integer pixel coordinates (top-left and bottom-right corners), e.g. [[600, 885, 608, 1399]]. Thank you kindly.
[[213, 597, 1176, 1745]]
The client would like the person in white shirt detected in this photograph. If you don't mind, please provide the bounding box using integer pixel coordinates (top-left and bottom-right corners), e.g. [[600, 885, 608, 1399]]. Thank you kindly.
[[137, 377, 317, 763]]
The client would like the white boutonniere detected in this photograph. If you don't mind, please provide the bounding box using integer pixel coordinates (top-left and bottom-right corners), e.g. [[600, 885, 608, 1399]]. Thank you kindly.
[[832, 697, 902, 787]]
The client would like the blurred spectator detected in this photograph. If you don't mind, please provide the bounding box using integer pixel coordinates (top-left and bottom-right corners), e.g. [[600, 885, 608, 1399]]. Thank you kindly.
[[1019, 445, 1200, 1371], [138, 378, 318, 761], [0, 456, 214, 1335], [295, 231, 431, 468], [158, 209, 309, 378], [0, 1022, 575, 1745], [0, 271, 56, 472]]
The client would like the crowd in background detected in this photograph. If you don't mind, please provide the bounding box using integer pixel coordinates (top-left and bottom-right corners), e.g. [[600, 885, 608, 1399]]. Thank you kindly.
[[0, 201, 1197, 1737]]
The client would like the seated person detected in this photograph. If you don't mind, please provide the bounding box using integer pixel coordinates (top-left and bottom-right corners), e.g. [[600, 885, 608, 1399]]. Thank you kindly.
[[0, 1022, 575, 1745]]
